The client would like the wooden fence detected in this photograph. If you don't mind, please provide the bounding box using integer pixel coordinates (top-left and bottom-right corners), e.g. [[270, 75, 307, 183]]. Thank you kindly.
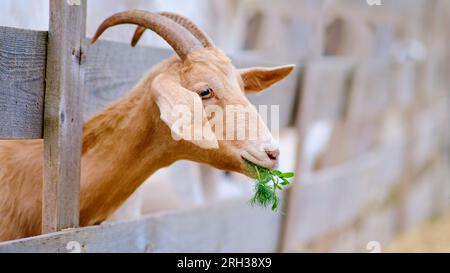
[[0, 0, 449, 252], [0, 0, 297, 252]]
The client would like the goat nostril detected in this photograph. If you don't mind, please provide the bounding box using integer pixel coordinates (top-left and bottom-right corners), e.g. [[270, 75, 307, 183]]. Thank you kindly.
[[265, 149, 279, 160]]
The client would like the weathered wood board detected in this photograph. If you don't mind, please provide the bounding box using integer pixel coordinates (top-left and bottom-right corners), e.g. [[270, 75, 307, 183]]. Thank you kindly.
[[0, 27, 299, 140], [348, 61, 395, 120], [0, 198, 282, 253], [82, 40, 173, 119], [0, 26, 47, 139], [297, 57, 354, 128], [42, 0, 86, 234], [283, 145, 404, 251]]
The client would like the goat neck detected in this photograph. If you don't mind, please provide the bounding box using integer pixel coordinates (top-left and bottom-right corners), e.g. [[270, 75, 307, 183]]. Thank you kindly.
[[79, 68, 177, 225]]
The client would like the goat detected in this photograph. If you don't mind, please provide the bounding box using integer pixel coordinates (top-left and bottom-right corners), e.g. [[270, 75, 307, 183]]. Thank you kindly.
[[0, 10, 294, 241]]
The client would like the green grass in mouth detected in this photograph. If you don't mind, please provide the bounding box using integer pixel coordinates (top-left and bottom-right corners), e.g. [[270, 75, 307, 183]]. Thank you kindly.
[[246, 161, 294, 211]]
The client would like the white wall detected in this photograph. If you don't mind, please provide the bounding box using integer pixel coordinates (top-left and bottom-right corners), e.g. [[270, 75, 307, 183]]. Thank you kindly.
[[86, 0, 212, 48], [0, 0, 49, 31], [0, 0, 212, 49]]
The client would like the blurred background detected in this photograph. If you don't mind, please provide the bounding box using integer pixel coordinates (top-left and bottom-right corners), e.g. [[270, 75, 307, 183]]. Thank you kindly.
[[1, 0, 449, 252]]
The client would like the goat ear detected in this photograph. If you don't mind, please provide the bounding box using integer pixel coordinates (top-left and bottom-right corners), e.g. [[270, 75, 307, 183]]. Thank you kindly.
[[152, 76, 219, 150], [239, 64, 295, 93]]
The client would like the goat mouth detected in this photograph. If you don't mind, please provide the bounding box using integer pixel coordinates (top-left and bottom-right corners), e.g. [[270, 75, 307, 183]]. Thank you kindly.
[[241, 151, 277, 170]]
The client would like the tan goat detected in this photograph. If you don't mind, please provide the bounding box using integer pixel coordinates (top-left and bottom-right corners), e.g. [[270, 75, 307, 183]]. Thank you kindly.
[[0, 10, 294, 241]]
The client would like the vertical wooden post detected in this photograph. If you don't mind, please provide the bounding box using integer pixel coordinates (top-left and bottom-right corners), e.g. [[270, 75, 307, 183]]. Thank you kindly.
[[278, 3, 329, 253], [42, 0, 86, 234], [396, 107, 416, 233], [277, 90, 308, 253]]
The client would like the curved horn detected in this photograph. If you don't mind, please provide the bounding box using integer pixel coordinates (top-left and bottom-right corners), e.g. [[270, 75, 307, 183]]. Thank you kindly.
[[131, 12, 214, 48], [92, 10, 202, 60]]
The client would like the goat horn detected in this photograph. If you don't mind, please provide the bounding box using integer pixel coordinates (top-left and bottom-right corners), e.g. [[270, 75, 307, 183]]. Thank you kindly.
[[91, 10, 202, 60], [131, 11, 214, 48]]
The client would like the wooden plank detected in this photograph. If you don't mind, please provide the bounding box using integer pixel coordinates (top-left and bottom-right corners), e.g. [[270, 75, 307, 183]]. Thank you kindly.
[[42, 0, 86, 234], [348, 61, 395, 121], [83, 40, 173, 119], [281, 145, 404, 251], [297, 58, 354, 128], [0, 33, 298, 138], [0, 26, 46, 139], [280, 57, 355, 251], [0, 198, 282, 253]]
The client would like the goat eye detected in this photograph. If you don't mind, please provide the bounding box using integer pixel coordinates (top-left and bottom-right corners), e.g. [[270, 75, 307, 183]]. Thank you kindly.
[[198, 87, 214, 99]]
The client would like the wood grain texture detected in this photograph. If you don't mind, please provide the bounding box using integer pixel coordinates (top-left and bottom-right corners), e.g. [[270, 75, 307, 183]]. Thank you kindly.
[[42, 0, 86, 234], [0, 33, 299, 139], [83, 40, 173, 119], [0, 26, 46, 139], [0, 198, 282, 253]]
